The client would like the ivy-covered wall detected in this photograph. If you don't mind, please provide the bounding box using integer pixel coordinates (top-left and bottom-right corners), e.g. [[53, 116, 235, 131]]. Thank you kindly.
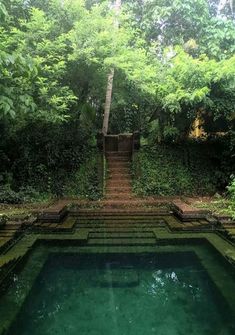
[[132, 142, 231, 196]]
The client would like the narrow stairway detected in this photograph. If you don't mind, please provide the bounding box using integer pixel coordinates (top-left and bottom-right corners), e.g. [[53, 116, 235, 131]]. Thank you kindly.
[[105, 151, 133, 200]]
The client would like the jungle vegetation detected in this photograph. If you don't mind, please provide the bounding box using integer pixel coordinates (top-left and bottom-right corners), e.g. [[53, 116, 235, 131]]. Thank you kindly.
[[0, 0, 234, 202]]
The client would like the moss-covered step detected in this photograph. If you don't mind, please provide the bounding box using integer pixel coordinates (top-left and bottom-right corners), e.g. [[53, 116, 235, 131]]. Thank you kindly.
[[88, 237, 157, 246], [172, 199, 210, 220], [37, 202, 68, 223], [33, 217, 76, 233], [88, 231, 155, 239]]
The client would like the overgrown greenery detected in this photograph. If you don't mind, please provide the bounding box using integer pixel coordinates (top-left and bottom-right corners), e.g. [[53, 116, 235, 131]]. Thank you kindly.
[[132, 144, 219, 196], [62, 149, 102, 200], [227, 177, 235, 218], [0, 0, 234, 202], [194, 176, 235, 218]]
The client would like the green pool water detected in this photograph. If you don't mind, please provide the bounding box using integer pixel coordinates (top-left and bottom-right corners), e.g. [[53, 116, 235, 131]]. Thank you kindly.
[[0, 245, 235, 335]]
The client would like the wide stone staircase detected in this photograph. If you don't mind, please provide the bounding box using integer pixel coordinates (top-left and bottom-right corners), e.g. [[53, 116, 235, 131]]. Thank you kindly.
[[74, 212, 167, 246]]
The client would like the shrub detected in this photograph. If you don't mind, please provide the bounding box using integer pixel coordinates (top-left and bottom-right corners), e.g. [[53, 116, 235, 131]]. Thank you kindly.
[[0, 185, 23, 204], [63, 149, 102, 200], [0, 184, 41, 204], [132, 144, 217, 196], [227, 177, 235, 201]]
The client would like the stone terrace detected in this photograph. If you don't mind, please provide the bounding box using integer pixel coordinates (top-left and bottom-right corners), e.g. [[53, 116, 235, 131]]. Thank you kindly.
[[0, 142, 235, 281]]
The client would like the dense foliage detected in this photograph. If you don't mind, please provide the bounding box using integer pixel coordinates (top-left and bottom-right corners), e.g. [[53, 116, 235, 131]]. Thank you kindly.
[[0, 0, 234, 200], [132, 144, 218, 196]]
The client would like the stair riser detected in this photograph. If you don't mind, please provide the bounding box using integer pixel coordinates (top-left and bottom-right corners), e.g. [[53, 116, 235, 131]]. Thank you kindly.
[[76, 225, 164, 228], [89, 232, 155, 238], [108, 166, 130, 170], [87, 240, 156, 244], [107, 162, 130, 166], [106, 181, 131, 187], [106, 187, 131, 194], [76, 222, 165, 226], [76, 218, 164, 223], [107, 180, 131, 184], [106, 185, 132, 189], [108, 172, 131, 182], [105, 152, 131, 157], [71, 211, 168, 216], [106, 188, 132, 193], [108, 170, 131, 175], [106, 158, 130, 162], [105, 196, 134, 200], [87, 238, 156, 246]]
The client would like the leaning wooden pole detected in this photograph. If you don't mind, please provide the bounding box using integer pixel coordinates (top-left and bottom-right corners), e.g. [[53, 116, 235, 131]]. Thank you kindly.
[[102, 0, 121, 135]]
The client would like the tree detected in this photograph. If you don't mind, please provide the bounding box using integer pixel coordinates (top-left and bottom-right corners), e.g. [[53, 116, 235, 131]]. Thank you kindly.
[[102, 0, 121, 135]]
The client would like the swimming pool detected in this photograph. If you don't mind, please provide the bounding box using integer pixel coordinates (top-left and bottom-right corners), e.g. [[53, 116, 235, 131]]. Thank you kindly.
[[0, 241, 235, 335]]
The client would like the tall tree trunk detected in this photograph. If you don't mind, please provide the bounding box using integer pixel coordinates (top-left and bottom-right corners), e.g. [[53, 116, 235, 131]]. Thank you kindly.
[[102, 68, 115, 135], [102, 0, 121, 135]]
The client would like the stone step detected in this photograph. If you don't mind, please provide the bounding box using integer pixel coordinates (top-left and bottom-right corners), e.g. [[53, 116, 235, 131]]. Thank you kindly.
[[106, 180, 131, 187], [105, 192, 133, 197], [108, 162, 130, 168], [105, 151, 131, 157], [106, 157, 130, 162], [37, 202, 68, 223], [72, 209, 168, 215], [76, 215, 165, 221], [215, 214, 233, 221], [105, 193, 134, 200], [76, 222, 165, 228], [107, 173, 131, 179], [107, 180, 132, 185], [0, 228, 19, 233], [87, 238, 156, 246], [108, 165, 130, 169], [5, 223, 22, 229], [77, 223, 165, 229], [108, 167, 130, 173], [77, 216, 165, 224], [106, 186, 132, 192], [172, 200, 209, 220], [73, 212, 167, 217], [77, 227, 165, 231], [98, 200, 168, 207], [0, 233, 15, 238], [221, 219, 235, 225], [224, 224, 235, 228], [89, 231, 155, 239]]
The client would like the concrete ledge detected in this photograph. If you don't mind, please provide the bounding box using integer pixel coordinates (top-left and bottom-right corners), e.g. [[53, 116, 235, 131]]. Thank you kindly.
[[214, 214, 235, 225], [172, 200, 210, 221], [37, 203, 68, 223]]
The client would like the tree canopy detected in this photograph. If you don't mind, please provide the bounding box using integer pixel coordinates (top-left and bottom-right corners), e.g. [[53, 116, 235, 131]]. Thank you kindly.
[[0, 0, 234, 138], [0, 0, 234, 198]]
